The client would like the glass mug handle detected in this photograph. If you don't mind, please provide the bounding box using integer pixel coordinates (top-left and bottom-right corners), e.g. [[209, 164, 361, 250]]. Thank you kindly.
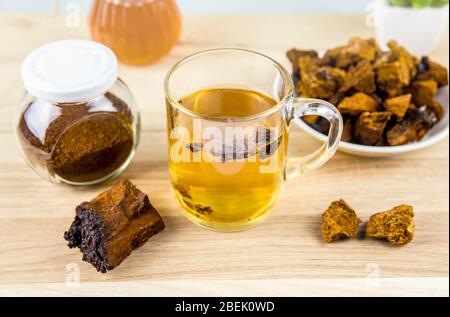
[[285, 98, 343, 180]]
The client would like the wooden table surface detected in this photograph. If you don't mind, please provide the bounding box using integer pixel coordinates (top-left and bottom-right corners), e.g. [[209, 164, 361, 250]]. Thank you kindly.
[[0, 13, 448, 297]]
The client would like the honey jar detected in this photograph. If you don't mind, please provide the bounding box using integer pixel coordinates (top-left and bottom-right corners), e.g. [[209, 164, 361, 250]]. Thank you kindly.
[[89, 0, 182, 65]]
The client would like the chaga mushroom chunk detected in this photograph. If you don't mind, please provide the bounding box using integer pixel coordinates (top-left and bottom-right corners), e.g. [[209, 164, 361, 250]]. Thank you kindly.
[[321, 199, 361, 243], [384, 94, 411, 121], [338, 92, 379, 116], [430, 100, 444, 120], [387, 121, 425, 146], [302, 115, 320, 125], [411, 80, 438, 107], [286, 48, 318, 74], [340, 59, 376, 94], [366, 205, 415, 245], [297, 56, 344, 99], [416, 56, 449, 87], [186, 127, 282, 162], [317, 66, 347, 88], [377, 61, 411, 97], [387, 105, 438, 146], [64, 180, 165, 273], [323, 37, 379, 69], [387, 40, 418, 79], [341, 119, 354, 142], [354, 111, 392, 145]]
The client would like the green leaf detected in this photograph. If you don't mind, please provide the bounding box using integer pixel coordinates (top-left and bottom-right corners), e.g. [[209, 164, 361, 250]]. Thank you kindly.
[[389, 0, 448, 6], [411, 0, 433, 7], [389, 0, 412, 6], [431, 0, 449, 7]]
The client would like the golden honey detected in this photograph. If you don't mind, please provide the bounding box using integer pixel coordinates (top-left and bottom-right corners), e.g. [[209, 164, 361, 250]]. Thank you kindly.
[[89, 0, 181, 65]]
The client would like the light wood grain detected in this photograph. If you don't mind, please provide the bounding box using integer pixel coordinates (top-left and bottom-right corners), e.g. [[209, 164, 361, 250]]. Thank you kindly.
[[0, 13, 448, 297]]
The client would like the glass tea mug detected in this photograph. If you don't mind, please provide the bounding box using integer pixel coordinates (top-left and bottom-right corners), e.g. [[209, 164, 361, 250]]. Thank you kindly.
[[164, 49, 343, 232]]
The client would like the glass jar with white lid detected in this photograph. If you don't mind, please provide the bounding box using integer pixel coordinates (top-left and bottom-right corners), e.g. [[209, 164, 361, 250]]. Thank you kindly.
[[14, 40, 140, 186]]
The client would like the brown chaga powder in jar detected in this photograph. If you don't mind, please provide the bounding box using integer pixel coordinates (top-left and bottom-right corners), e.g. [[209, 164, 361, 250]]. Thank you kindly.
[[17, 93, 135, 184]]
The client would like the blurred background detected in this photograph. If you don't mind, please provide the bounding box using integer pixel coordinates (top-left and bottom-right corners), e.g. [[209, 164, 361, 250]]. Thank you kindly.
[[0, 0, 448, 60], [0, 0, 373, 13]]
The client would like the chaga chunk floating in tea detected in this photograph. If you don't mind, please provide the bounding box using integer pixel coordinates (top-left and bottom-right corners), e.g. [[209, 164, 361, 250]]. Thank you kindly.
[[186, 127, 282, 163], [64, 180, 165, 272], [366, 205, 415, 245], [287, 37, 448, 146], [17, 93, 134, 184], [321, 199, 361, 243]]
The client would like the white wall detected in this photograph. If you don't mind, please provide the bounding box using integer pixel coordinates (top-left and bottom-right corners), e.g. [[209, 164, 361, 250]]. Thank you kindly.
[[0, 0, 373, 13], [178, 0, 372, 13]]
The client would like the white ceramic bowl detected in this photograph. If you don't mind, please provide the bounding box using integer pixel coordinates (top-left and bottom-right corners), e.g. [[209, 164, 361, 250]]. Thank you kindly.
[[374, 0, 449, 56], [294, 86, 449, 157]]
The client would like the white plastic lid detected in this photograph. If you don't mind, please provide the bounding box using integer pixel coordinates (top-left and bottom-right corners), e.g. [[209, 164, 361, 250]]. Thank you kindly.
[[21, 40, 118, 103]]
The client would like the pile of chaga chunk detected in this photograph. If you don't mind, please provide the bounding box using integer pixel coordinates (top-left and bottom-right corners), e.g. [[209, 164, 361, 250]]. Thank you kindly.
[[287, 37, 448, 146]]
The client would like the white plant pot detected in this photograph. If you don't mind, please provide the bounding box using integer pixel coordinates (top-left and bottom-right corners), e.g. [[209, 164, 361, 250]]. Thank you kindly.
[[374, 0, 449, 56]]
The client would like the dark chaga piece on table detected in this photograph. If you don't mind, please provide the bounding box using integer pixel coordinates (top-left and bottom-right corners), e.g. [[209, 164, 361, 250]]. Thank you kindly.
[[64, 180, 165, 273]]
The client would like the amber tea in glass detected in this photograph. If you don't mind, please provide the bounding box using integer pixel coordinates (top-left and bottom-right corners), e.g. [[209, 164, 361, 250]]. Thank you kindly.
[[165, 49, 343, 232], [170, 87, 287, 231]]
